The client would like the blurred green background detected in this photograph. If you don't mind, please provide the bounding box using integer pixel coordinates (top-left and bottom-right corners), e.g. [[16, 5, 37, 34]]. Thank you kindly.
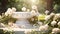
[[0, 0, 60, 14]]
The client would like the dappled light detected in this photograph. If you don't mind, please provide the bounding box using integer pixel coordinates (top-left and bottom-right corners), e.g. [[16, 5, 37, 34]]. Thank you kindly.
[[0, 0, 60, 34]]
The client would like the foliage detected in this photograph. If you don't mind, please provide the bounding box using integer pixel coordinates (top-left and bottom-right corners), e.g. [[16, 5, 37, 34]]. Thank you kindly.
[[28, 16, 38, 25], [0, 29, 14, 34], [6, 0, 31, 11], [54, 0, 60, 5], [37, 0, 47, 13], [29, 27, 60, 34], [25, 13, 60, 34], [0, 0, 60, 13], [38, 15, 45, 20], [0, 14, 17, 24], [25, 26, 52, 34], [54, 4, 60, 13], [38, 14, 46, 23], [53, 0, 60, 13], [0, 0, 47, 13]]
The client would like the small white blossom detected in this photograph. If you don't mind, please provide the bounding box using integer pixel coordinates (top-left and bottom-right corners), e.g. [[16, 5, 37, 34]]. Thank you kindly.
[[37, 22, 43, 26], [22, 7, 26, 11], [45, 10, 49, 15], [53, 15, 59, 21], [45, 15, 51, 20], [5, 8, 12, 16], [32, 5, 37, 10], [51, 21, 57, 26], [50, 13, 55, 16], [8, 22, 13, 26], [44, 24, 49, 28], [56, 14, 60, 18], [12, 7, 16, 12], [27, 9, 30, 12], [39, 24, 49, 31], [31, 10, 36, 16], [58, 21, 60, 26], [52, 28, 60, 33]]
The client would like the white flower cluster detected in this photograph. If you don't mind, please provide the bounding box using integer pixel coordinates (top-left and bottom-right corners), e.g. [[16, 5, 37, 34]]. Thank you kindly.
[[22, 7, 26, 12], [5, 7, 16, 16], [5, 8, 12, 16], [52, 28, 60, 34], [58, 21, 60, 26], [51, 21, 57, 26], [45, 13, 55, 21], [50, 13, 55, 17], [56, 14, 60, 17], [45, 10, 49, 15], [39, 24, 49, 31], [53, 14, 60, 21], [31, 10, 36, 16], [45, 15, 51, 21], [37, 22, 43, 26], [51, 21, 60, 27], [27, 9, 30, 12], [45, 13, 60, 21], [12, 7, 16, 12], [32, 5, 37, 10]]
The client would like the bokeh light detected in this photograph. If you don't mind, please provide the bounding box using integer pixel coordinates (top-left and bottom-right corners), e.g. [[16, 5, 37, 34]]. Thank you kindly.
[[31, 0, 36, 3]]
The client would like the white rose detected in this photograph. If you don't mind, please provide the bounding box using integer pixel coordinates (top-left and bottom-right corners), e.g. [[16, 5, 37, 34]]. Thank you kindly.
[[39, 26, 45, 31], [27, 9, 30, 12], [45, 10, 49, 15], [51, 21, 57, 26], [5, 8, 12, 16], [44, 24, 49, 28], [45, 15, 51, 20], [58, 21, 60, 26], [22, 7, 26, 11], [52, 28, 60, 33], [32, 5, 37, 9], [31, 10, 36, 16], [39, 24, 49, 31], [56, 14, 60, 18], [56, 14, 60, 16], [50, 13, 55, 16], [37, 22, 43, 26], [53, 14, 60, 21], [5, 12, 8, 16], [12, 7, 16, 12]]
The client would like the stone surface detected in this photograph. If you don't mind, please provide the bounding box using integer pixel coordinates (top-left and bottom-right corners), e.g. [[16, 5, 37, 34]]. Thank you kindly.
[[12, 12, 34, 29], [15, 19, 33, 29]]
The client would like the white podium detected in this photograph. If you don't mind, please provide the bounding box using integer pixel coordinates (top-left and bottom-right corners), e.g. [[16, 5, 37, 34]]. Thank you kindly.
[[12, 12, 34, 29]]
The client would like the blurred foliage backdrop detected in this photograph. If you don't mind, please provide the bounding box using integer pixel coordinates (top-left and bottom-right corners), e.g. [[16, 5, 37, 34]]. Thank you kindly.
[[0, 0, 60, 14], [5, 0, 47, 12]]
